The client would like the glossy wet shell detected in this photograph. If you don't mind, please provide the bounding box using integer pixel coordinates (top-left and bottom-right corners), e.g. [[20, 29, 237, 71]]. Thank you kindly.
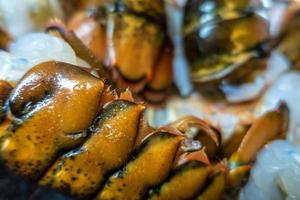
[[96, 132, 182, 200], [41, 100, 144, 198], [183, 0, 269, 84], [0, 61, 104, 179], [184, 13, 269, 82], [113, 13, 164, 82], [149, 161, 212, 200], [0, 55, 290, 200]]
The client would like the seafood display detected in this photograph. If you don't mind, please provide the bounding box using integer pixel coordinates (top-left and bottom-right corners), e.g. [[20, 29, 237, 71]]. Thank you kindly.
[[1, 0, 300, 200], [0, 60, 289, 199]]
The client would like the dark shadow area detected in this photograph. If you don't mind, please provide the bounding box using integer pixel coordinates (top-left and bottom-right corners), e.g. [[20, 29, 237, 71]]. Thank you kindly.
[[0, 162, 73, 200]]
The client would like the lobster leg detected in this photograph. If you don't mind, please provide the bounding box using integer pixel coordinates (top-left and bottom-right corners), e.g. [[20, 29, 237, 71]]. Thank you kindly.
[[230, 102, 289, 165]]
